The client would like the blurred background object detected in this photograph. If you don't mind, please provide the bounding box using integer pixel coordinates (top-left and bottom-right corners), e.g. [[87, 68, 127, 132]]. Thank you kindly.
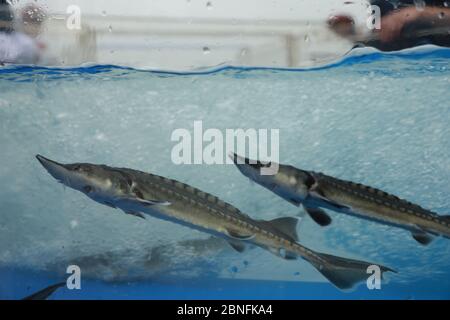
[[0, 0, 13, 34], [2, 0, 450, 68], [6, 0, 370, 68], [328, 0, 450, 51], [0, 0, 41, 64]]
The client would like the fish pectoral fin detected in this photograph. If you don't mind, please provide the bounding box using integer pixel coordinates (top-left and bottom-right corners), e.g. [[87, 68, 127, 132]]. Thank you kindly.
[[310, 190, 350, 211], [227, 240, 247, 253], [225, 229, 255, 241], [265, 217, 299, 242], [137, 198, 171, 206], [123, 210, 146, 220], [411, 230, 434, 245], [120, 197, 171, 207], [303, 205, 332, 227]]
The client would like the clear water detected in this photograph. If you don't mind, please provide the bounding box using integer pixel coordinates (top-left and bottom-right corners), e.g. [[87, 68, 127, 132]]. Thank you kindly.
[[1, 46, 449, 299]]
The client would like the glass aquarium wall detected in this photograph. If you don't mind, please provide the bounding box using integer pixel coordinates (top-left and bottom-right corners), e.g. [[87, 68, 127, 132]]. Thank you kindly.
[[1, 0, 449, 300]]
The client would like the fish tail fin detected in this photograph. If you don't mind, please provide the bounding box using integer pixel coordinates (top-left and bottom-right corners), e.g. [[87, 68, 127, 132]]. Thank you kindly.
[[307, 252, 396, 290]]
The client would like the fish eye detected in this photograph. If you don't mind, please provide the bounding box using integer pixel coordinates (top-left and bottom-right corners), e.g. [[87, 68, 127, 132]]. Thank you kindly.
[[83, 185, 92, 193]]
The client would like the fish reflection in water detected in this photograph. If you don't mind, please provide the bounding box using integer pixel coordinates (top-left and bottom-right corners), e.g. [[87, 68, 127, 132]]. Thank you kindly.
[[44, 237, 230, 282]]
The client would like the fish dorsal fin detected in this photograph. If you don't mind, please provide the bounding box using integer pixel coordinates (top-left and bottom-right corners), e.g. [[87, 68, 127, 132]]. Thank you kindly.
[[266, 217, 299, 242]]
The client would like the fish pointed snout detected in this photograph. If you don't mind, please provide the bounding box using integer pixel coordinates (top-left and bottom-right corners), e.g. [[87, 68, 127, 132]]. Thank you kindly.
[[228, 152, 257, 167], [36, 154, 51, 167], [36, 154, 71, 183], [228, 152, 246, 165], [36, 154, 64, 170], [228, 152, 266, 170], [228, 152, 266, 181]]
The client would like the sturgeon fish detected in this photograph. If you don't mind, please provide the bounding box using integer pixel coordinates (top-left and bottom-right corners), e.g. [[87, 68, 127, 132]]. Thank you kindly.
[[230, 153, 450, 246], [36, 154, 394, 290]]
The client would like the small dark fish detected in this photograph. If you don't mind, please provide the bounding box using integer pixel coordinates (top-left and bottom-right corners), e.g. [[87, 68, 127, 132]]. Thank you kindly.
[[22, 282, 66, 300]]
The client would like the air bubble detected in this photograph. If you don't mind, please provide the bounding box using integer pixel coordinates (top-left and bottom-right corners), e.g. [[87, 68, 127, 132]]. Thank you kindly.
[[206, 1, 213, 10], [203, 47, 211, 54], [414, 0, 426, 11]]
